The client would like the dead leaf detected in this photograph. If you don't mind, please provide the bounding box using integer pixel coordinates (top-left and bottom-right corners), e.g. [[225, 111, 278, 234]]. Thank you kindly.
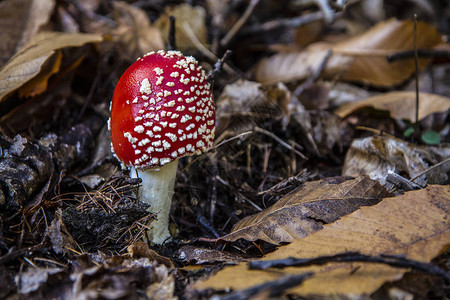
[[332, 18, 442, 86], [18, 50, 62, 98], [0, 0, 55, 65], [112, 1, 164, 58], [254, 19, 442, 87], [342, 135, 450, 187], [328, 81, 370, 107], [16, 267, 63, 294], [178, 245, 248, 264], [155, 4, 208, 50], [254, 42, 352, 85], [195, 185, 450, 297], [0, 31, 103, 101], [220, 176, 390, 244], [335, 91, 450, 122], [72, 258, 176, 300], [127, 241, 174, 268]]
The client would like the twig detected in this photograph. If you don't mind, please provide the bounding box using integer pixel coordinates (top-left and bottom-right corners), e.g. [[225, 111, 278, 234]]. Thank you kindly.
[[410, 157, 450, 183], [248, 252, 450, 280], [190, 192, 221, 238], [355, 126, 396, 138], [215, 175, 263, 212], [182, 23, 236, 76], [216, 272, 314, 300], [220, 0, 260, 47], [294, 49, 332, 97], [0, 240, 49, 265], [207, 50, 233, 81], [254, 127, 306, 159], [291, 0, 346, 22], [168, 16, 177, 50], [386, 172, 423, 192], [212, 130, 253, 150], [241, 11, 325, 35], [413, 14, 420, 135], [182, 22, 216, 61], [257, 169, 308, 195], [314, 0, 336, 22], [387, 49, 450, 62]]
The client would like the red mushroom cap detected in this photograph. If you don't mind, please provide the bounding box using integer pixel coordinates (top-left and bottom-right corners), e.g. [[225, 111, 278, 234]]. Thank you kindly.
[[109, 50, 215, 169]]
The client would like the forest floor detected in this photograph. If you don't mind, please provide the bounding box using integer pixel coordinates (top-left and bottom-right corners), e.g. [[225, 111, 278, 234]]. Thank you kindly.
[[0, 0, 449, 299]]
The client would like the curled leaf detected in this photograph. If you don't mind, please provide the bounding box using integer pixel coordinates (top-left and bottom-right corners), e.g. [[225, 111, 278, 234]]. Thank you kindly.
[[0, 31, 102, 101]]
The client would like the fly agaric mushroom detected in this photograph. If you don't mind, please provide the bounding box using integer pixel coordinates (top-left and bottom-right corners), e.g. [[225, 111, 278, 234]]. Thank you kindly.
[[109, 50, 215, 244]]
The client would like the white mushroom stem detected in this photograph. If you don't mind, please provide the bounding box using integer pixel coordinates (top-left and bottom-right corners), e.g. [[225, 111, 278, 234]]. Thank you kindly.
[[130, 159, 179, 244]]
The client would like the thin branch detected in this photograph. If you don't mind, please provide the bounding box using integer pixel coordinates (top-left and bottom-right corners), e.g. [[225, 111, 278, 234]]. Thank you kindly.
[[207, 50, 233, 81], [212, 130, 253, 150], [410, 157, 450, 183], [220, 0, 260, 47], [249, 252, 450, 280], [168, 15, 177, 50], [294, 49, 332, 97], [387, 49, 450, 62], [182, 23, 236, 76], [413, 14, 420, 133], [217, 272, 314, 300], [386, 172, 424, 192], [254, 127, 306, 160], [241, 11, 325, 35]]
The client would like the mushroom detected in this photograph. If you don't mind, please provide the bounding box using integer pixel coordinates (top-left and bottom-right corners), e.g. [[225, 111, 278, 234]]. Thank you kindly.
[[109, 50, 215, 244]]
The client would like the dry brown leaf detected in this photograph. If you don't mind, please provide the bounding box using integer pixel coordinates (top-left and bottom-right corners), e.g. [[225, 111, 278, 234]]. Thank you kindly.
[[0, 0, 55, 65], [127, 241, 174, 268], [195, 185, 450, 297], [18, 50, 62, 98], [335, 91, 450, 121], [220, 176, 390, 244], [332, 19, 442, 86], [254, 19, 442, 87], [342, 135, 450, 187], [254, 42, 352, 85], [112, 1, 164, 58], [155, 4, 208, 50], [0, 31, 102, 102]]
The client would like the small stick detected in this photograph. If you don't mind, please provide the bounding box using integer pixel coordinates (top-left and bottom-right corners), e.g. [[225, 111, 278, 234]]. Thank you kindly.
[[218, 272, 314, 300], [254, 127, 306, 159], [355, 126, 396, 138], [410, 157, 450, 183], [213, 130, 253, 150], [220, 0, 260, 47], [386, 172, 423, 192], [387, 49, 450, 62], [249, 252, 450, 280], [168, 15, 177, 50], [182, 23, 236, 76], [241, 11, 325, 35], [413, 14, 420, 134], [207, 50, 233, 81], [294, 49, 332, 97]]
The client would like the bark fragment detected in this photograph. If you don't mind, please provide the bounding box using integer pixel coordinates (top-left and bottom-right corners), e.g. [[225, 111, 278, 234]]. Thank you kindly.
[[0, 115, 104, 208]]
